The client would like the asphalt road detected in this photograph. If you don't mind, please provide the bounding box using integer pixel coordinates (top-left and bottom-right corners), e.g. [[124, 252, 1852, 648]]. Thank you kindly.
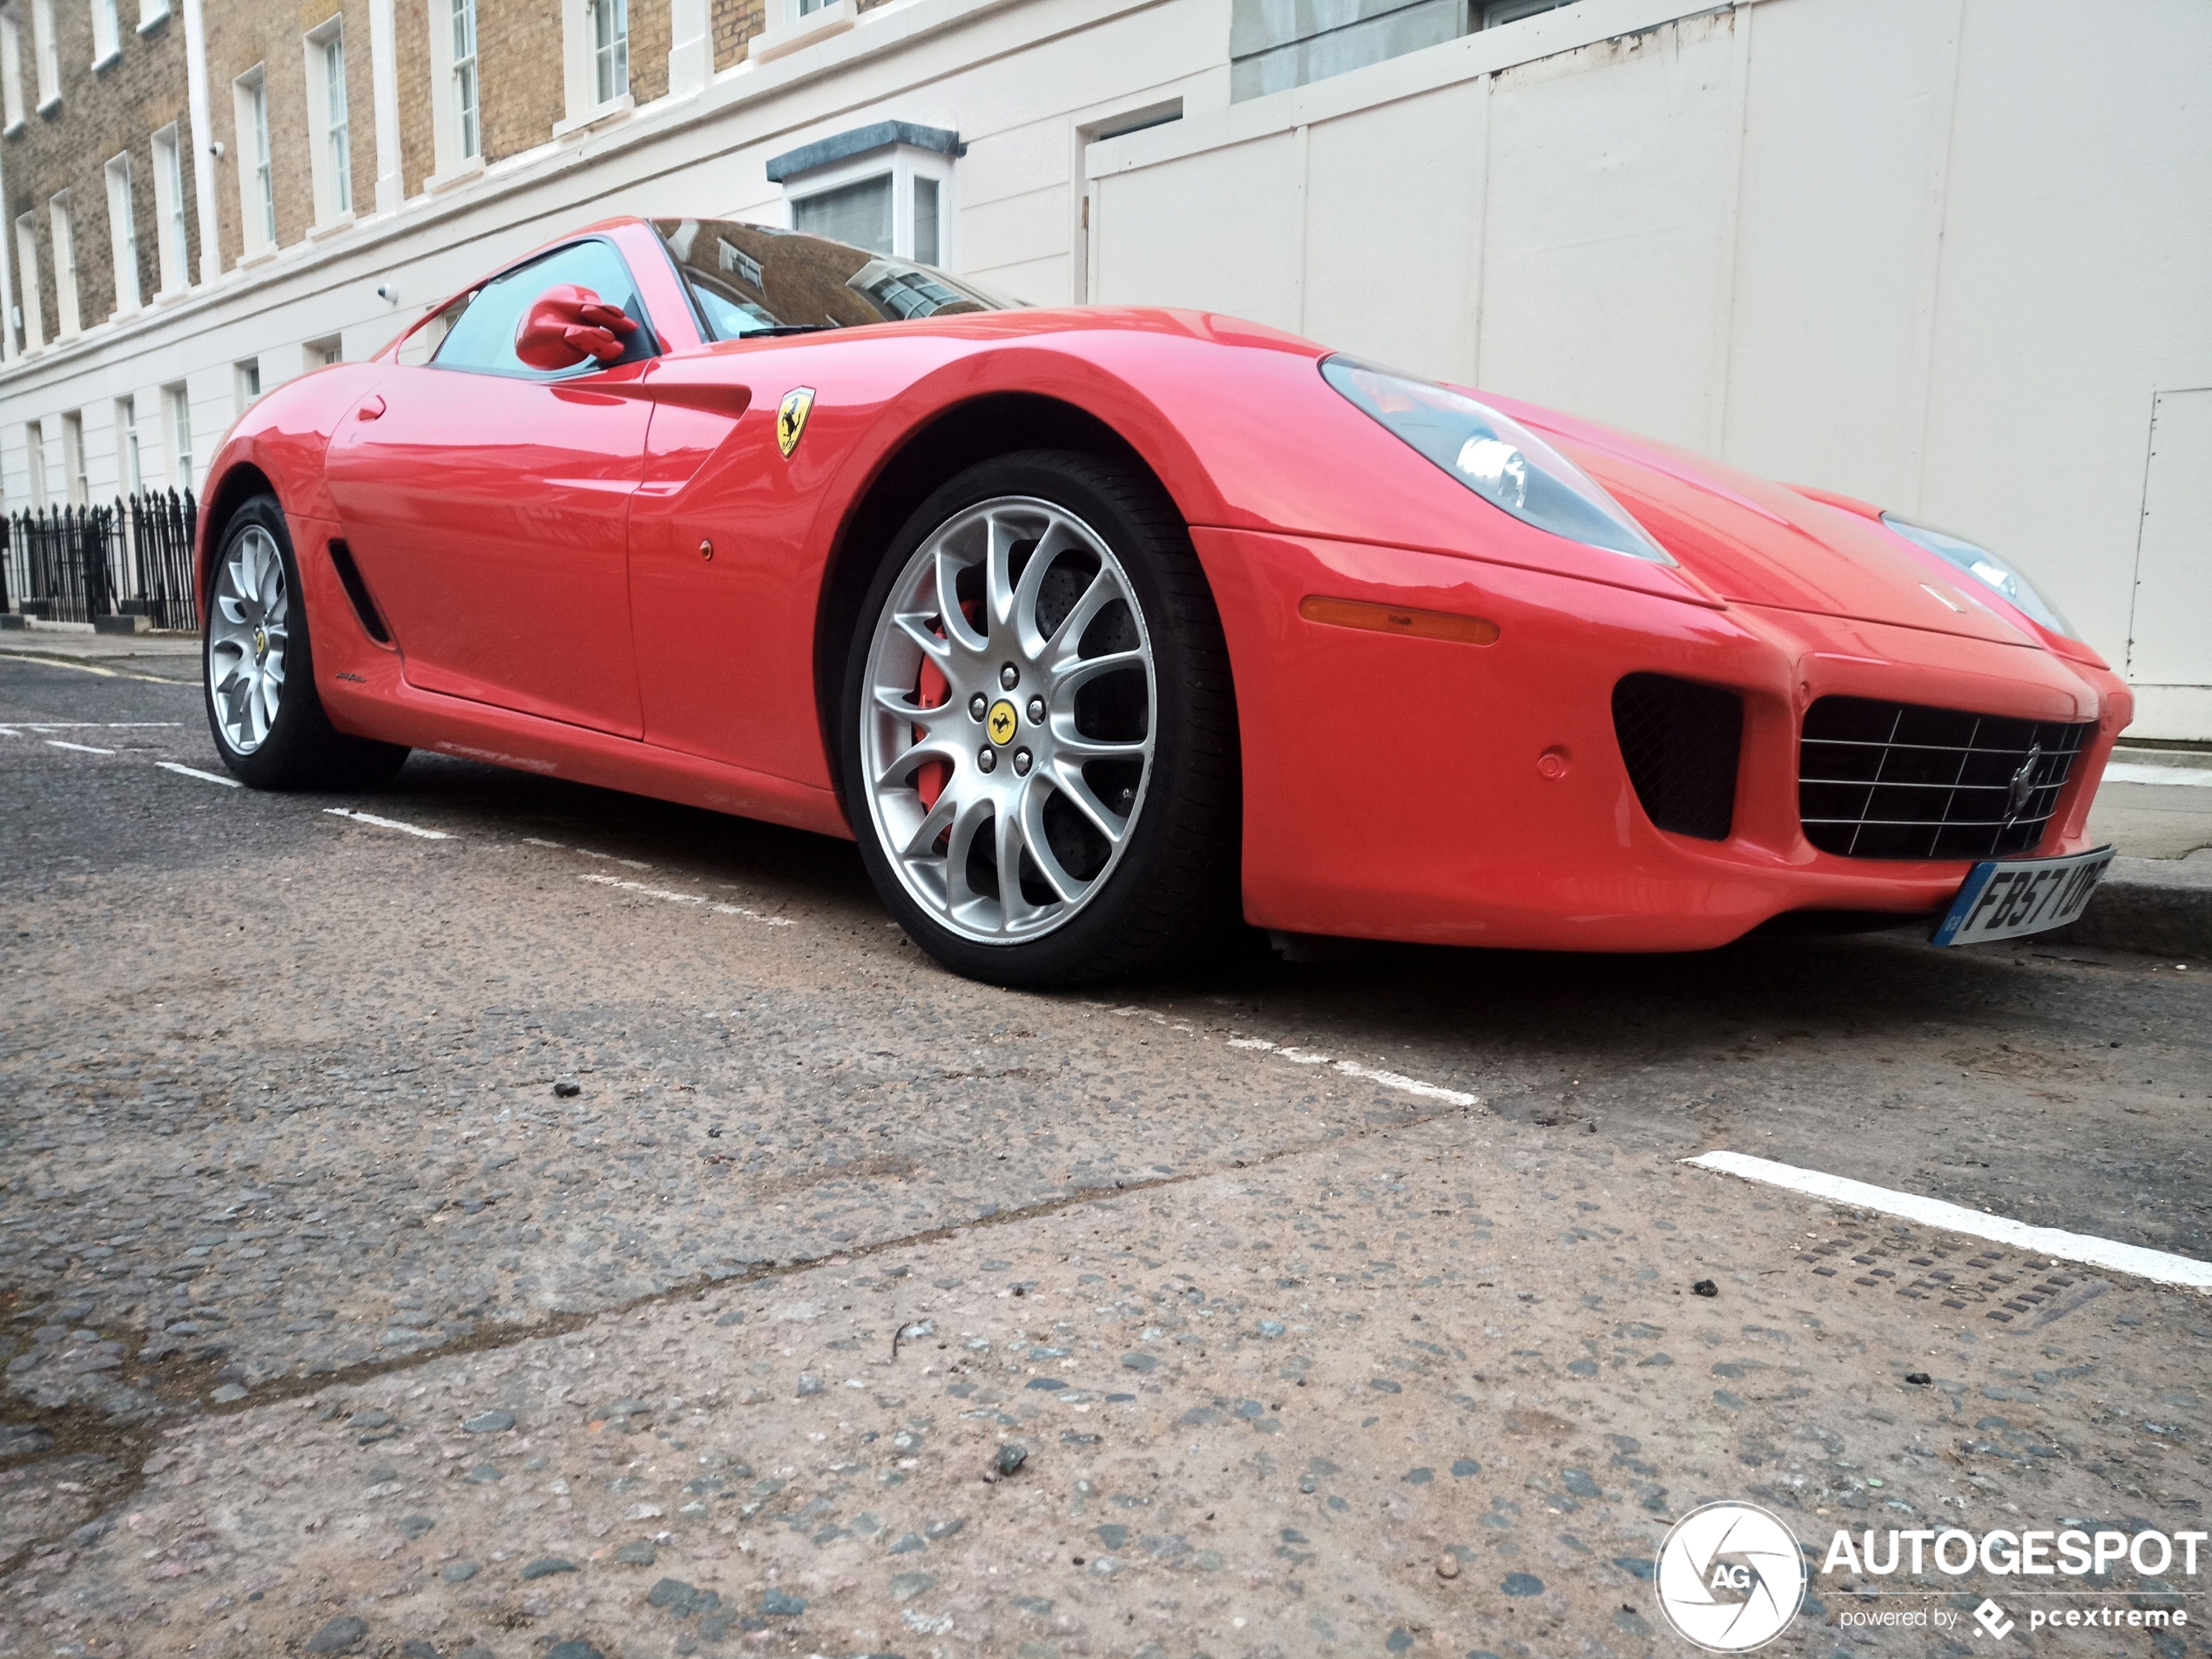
[[3, 651, 2208, 1659]]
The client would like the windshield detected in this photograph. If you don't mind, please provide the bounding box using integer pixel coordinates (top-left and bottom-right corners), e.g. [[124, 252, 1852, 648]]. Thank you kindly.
[[651, 218, 1024, 340]]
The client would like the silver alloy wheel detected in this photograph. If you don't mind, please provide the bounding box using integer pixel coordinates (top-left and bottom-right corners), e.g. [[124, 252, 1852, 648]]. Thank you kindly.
[[208, 524, 289, 755], [861, 496, 1157, 944]]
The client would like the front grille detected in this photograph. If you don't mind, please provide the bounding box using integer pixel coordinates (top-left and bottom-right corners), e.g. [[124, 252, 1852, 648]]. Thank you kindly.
[[1612, 673, 1743, 841], [1799, 696, 2090, 860]]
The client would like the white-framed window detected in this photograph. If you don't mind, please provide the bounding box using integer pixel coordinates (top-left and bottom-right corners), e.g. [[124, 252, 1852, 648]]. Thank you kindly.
[[91, 0, 119, 64], [28, 0, 56, 109], [59, 410, 85, 505], [430, 0, 480, 172], [233, 67, 274, 255], [49, 190, 79, 336], [783, 142, 959, 269], [589, 0, 626, 104], [105, 150, 139, 314], [1, 4, 26, 132], [162, 381, 191, 487], [116, 394, 142, 493], [25, 417, 48, 505], [151, 123, 187, 293], [307, 333, 341, 367], [234, 357, 260, 412], [304, 17, 351, 223], [11, 211, 42, 350]]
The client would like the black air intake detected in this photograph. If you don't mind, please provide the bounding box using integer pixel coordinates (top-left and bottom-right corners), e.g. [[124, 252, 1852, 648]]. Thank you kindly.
[[1799, 697, 2090, 860], [1611, 673, 1743, 841]]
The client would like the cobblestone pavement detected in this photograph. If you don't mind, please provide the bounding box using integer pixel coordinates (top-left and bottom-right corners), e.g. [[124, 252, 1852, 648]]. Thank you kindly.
[[3, 656, 2208, 1658]]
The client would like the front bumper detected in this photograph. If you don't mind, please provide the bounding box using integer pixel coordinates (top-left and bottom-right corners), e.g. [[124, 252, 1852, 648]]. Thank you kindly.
[[1193, 529, 2130, 952]]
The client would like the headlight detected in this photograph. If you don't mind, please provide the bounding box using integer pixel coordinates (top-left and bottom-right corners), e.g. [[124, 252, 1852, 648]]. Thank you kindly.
[[1322, 356, 1671, 563], [1879, 514, 2078, 637]]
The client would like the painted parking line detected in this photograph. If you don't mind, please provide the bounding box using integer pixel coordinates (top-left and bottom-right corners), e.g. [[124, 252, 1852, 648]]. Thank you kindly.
[[1684, 1149, 2212, 1292], [323, 806, 453, 840], [45, 738, 117, 754], [577, 871, 793, 927], [1089, 1004, 1484, 1111], [1226, 1033, 1482, 1108], [156, 760, 241, 788], [23, 722, 185, 729]]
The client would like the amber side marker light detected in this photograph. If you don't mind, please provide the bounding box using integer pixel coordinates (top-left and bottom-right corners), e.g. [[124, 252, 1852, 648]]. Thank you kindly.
[[1298, 595, 1500, 646]]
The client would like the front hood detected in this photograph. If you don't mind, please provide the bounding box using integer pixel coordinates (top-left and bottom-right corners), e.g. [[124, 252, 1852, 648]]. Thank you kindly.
[[1494, 399, 2035, 649]]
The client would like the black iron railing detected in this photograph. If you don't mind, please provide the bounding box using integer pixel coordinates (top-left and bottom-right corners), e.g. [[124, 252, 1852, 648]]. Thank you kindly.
[[5, 490, 199, 631]]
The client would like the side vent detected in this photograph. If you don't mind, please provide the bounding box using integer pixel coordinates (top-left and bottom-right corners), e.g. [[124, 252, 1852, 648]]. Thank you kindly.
[[326, 538, 392, 645], [1611, 672, 1743, 842]]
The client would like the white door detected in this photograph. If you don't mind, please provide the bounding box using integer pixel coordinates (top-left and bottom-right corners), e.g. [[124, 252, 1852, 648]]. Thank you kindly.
[[2128, 388, 2212, 740]]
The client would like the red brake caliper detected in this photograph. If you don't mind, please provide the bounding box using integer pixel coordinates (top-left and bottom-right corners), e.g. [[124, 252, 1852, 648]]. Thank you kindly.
[[914, 598, 985, 814], [914, 657, 951, 811]]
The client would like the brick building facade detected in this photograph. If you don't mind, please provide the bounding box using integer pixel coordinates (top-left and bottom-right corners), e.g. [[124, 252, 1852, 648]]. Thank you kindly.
[[2, 0, 748, 380], [3, 0, 199, 351]]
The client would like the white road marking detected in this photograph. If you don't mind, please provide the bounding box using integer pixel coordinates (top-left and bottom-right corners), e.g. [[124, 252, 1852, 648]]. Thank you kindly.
[[1684, 1150, 2212, 1291], [2103, 763, 2212, 789], [324, 806, 453, 840], [577, 872, 793, 926], [1149, 1024, 1480, 1108], [522, 837, 566, 848], [0, 726, 18, 738], [45, 738, 116, 754], [156, 761, 240, 788], [24, 722, 184, 729]]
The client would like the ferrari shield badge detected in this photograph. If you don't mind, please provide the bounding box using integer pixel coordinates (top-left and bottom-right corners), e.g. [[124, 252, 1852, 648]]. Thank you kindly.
[[987, 699, 1019, 745], [776, 387, 816, 458]]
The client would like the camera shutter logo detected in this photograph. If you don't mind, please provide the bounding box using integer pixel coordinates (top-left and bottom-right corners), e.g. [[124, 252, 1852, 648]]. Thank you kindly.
[[1654, 1501, 1808, 1651]]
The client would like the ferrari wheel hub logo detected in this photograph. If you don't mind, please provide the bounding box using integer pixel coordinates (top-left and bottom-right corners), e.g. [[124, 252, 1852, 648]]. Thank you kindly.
[[776, 387, 816, 457], [1653, 1501, 1807, 1651], [986, 698, 1019, 746], [253, 628, 267, 660]]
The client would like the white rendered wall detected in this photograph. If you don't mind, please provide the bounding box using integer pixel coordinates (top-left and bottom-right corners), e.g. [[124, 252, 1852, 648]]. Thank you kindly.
[[1089, 0, 2212, 736]]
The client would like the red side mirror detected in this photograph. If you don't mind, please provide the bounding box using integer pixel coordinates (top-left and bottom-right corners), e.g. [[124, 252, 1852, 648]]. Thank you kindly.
[[514, 284, 640, 371]]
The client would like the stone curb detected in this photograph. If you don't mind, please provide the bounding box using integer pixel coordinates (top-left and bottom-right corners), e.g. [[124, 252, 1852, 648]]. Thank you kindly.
[[2056, 853, 2212, 957]]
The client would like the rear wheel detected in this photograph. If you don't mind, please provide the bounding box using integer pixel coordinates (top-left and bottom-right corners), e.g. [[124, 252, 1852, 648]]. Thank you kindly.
[[204, 495, 408, 790], [840, 450, 1238, 987]]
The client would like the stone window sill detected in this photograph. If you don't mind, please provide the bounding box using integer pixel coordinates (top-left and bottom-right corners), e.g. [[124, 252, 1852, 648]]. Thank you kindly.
[[553, 94, 635, 140], [749, 0, 858, 64], [37, 96, 62, 119], [91, 48, 121, 73], [236, 246, 279, 272], [3, 120, 23, 140], [136, 5, 172, 37], [307, 211, 356, 242], [424, 156, 485, 195]]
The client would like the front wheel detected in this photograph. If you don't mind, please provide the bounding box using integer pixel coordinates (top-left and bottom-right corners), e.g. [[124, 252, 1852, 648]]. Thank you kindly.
[[204, 495, 409, 790], [840, 450, 1239, 988]]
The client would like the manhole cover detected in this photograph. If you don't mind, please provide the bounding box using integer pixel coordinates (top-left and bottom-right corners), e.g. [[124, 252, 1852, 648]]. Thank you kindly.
[[1797, 1228, 2107, 1328]]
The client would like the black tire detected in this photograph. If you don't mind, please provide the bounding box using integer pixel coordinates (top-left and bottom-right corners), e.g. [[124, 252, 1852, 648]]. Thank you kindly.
[[839, 449, 1239, 988], [203, 495, 410, 791]]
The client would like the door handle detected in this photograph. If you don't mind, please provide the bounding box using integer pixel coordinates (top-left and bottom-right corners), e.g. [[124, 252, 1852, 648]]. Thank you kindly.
[[357, 395, 386, 421]]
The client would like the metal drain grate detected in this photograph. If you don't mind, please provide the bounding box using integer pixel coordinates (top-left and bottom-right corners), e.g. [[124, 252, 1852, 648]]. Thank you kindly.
[[1797, 1229, 2107, 1327]]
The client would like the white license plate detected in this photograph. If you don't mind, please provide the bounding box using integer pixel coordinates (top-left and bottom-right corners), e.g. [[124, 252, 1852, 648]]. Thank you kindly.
[[1932, 846, 2114, 947]]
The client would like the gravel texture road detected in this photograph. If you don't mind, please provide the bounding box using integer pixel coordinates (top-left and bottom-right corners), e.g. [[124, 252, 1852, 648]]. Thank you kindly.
[[3, 652, 2207, 1659]]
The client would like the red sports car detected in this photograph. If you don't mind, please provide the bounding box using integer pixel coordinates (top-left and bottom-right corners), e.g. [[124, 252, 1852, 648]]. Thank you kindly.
[[199, 215, 2129, 984]]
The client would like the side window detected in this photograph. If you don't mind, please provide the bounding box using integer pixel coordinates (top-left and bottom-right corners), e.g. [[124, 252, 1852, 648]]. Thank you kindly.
[[431, 239, 652, 376]]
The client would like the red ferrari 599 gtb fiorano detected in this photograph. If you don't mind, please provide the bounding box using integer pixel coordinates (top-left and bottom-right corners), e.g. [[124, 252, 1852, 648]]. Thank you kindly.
[[198, 216, 2130, 984]]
